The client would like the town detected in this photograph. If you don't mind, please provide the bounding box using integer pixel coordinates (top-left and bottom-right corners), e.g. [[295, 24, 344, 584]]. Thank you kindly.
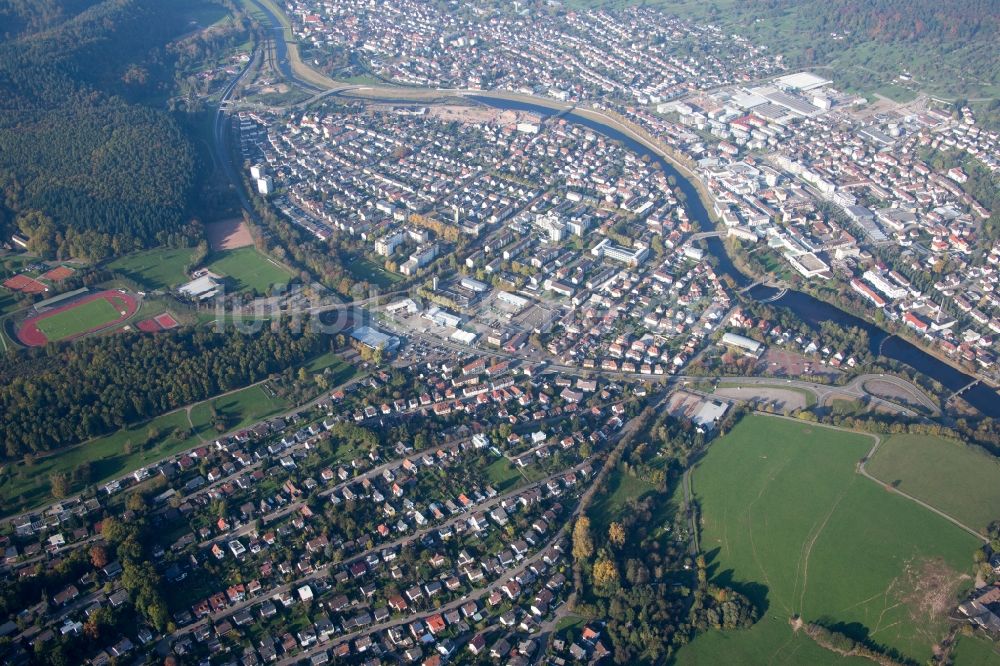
[[1, 0, 1000, 665], [267, 0, 1000, 382]]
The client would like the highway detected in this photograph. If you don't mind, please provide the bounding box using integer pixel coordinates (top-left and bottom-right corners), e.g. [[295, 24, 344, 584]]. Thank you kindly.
[[213, 46, 260, 219]]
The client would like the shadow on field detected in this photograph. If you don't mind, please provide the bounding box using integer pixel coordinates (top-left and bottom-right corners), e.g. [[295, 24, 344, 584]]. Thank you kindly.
[[703, 546, 771, 617], [820, 620, 870, 644]]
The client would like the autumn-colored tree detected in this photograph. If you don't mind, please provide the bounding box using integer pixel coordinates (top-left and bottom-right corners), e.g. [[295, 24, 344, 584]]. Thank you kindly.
[[593, 557, 619, 589], [49, 472, 69, 499], [572, 516, 594, 561], [89, 544, 109, 569], [99, 516, 127, 545], [608, 522, 626, 548], [126, 492, 146, 512]]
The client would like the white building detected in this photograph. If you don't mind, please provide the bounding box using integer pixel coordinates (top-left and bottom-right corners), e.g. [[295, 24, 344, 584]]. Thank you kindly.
[[591, 238, 649, 267], [720, 332, 764, 357], [375, 231, 405, 256], [400, 243, 438, 276], [862, 270, 907, 299]]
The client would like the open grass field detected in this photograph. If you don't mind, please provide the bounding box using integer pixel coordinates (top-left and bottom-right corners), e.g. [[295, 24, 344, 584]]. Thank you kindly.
[[0, 410, 200, 517], [553, 614, 587, 642], [206, 247, 294, 294], [952, 634, 1000, 666], [178, 0, 231, 29], [675, 415, 979, 666], [0, 359, 356, 517], [0, 290, 19, 315], [107, 247, 196, 290], [866, 434, 1000, 534], [0, 383, 288, 518], [36, 297, 121, 340], [588, 468, 656, 534], [343, 255, 403, 289], [304, 354, 359, 388], [484, 457, 523, 492], [188, 383, 289, 435]]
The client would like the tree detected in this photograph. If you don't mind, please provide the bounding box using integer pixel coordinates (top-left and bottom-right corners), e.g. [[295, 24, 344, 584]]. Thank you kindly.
[[592, 557, 619, 589], [572, 516, 594, 561], [608, 522, 626, 548], [99, 516, 127, 545], [126, 492, 146, 512], [49, 472, 70, 499], [89, 544, 109, 569]]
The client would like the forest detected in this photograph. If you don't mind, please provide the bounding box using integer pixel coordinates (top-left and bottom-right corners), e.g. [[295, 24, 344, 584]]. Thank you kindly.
[[0, 0, 207, 259], [0, 322, 328, 460], [688, 0, 999, 97]]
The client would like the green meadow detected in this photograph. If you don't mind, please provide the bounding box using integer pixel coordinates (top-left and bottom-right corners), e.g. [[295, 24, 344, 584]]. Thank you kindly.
[[867, 434, 1000, 534], [676, 416, 979, 665]]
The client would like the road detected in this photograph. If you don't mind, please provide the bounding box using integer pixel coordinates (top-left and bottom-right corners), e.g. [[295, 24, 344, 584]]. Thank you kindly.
[[173, 460, 590, 649], [213, 45, 261, 218], [273, 394, 658, 665], [845, 373, 941, 415], [710, 374, 937, 418]]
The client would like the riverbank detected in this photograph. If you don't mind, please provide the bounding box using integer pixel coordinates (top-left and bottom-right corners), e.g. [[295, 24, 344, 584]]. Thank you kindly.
[[239, 0, 999, 417]]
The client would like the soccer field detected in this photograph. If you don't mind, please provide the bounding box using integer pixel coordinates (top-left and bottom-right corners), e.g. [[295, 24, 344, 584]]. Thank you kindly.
[[36, 298, 123, 341], [676, 415, 979, 666], [206, 247, 294, 294], [107, 247, 196, 290]]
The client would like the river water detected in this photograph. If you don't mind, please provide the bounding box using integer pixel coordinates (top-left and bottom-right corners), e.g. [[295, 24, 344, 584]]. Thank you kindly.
[[240, 0, 997, 417], [471, 96, 1000, 417]]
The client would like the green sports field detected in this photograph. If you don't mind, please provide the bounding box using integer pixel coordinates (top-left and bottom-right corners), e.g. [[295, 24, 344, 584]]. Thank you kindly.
[[866, 434, 1000, 535], [676, 416, 979, 666], [36, 298, 122, 341], [107, 247, 196, 290], [206, 247, 294, 294]]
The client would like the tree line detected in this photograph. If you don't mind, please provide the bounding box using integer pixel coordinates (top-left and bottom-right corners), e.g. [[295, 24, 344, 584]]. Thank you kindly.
[[569, 409, 757, 663], [0, 321, 328, 460]]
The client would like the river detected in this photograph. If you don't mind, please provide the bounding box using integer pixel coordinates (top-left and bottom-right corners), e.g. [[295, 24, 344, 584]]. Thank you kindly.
[[241, 1, 998, 418], [247, 0, 321, 92], [471, 96, 1000, 417]]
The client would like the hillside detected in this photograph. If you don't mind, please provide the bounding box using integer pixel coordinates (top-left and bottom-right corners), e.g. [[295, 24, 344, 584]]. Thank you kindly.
[[0, 0, 202, 260], [573, 0, 1000, 98]]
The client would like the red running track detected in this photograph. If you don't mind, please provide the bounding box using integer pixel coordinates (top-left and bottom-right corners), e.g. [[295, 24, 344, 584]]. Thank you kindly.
[[17, 290, 138, 347]]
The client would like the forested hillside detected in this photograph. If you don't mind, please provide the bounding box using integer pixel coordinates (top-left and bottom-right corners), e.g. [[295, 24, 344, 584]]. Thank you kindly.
[[0, 0, 203, 260], [770, 0, 999, 94], [0, 323, 327, 460], [600, 0, 1000, 98]]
